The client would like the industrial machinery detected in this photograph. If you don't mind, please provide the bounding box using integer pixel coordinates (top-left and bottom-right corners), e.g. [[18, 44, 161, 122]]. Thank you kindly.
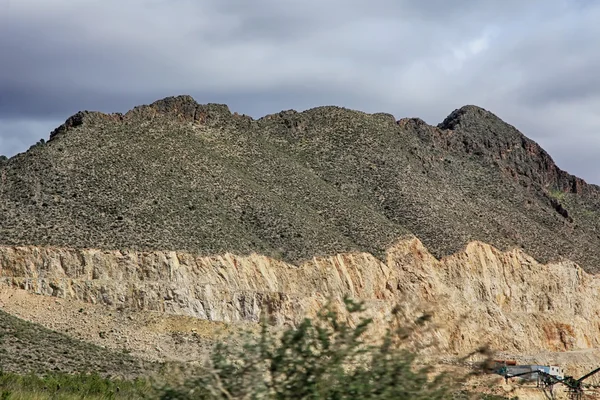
[[561, 367, 600, 400], [503, 366, 600, 400], [504, 369, 563, 398]]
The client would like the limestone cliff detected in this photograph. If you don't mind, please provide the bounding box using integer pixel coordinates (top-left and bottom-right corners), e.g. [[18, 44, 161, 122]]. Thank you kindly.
[[1, 237, 598, 360]]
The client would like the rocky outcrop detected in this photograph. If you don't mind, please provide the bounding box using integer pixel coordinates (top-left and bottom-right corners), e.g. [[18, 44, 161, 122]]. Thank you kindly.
[[49, 95, 243, 141], [438, 105, 595, 197], [1, 237, 598, 357], [49, 110, 125, 141]]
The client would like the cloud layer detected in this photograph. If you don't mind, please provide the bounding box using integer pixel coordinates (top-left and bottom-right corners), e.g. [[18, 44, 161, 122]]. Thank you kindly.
[[1, 0, 599, 182]]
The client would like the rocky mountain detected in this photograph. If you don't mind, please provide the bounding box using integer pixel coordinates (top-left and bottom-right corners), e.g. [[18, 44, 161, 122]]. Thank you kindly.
[[1, 95, 600, 272], [3, 96, 600, 399]]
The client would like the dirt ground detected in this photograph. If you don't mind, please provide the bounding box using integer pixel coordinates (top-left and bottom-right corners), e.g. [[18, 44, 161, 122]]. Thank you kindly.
[[0, 287, 249, 364]]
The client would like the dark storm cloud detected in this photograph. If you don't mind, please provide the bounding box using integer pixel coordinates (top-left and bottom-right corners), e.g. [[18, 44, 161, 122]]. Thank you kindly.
[[1, 0, 599, 183]]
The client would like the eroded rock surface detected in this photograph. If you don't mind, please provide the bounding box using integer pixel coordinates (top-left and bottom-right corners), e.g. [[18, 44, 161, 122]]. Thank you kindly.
[[1, 237, 598, 359]]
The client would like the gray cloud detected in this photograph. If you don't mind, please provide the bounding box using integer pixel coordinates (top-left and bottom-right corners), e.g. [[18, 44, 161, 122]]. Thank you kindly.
[[0, 118, 60, 157], [1, 0, 599, 184]]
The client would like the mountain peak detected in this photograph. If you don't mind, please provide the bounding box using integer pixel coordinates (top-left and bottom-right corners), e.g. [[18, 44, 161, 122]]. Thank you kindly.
[[127, 95, 230, 119], [48, 95, 235, 142], [436, 105, 592, 197], [49, 110, 123, 141], [437, 105, 504, 132]]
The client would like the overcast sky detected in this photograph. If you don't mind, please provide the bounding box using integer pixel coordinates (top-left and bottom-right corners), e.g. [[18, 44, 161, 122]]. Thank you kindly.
[[1, 0, 599, 183]]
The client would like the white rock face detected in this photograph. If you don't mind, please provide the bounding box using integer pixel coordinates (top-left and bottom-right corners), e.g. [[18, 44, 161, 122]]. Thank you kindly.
[[1, 237, 598, 357]]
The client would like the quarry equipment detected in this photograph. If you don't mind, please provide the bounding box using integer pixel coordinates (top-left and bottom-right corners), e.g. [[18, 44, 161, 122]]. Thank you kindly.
[[561, 366, 600, 400], [494, 363, 563, 382], [504, 369, 563, 398], [502, 365, 600, 400]]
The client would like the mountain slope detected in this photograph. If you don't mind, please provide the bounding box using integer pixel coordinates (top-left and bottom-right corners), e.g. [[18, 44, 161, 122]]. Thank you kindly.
[[0, 309, 158, 377], [1, 95, 600, 271]]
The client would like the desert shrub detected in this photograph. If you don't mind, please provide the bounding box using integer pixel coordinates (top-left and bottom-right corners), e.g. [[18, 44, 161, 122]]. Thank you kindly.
[[156, 298, 506, 400]]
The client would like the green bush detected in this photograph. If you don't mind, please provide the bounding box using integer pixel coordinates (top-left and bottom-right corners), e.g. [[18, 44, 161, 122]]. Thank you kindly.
[[156, 298, 510, 400]]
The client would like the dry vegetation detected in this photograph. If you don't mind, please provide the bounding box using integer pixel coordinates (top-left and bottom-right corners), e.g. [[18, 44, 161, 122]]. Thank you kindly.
[[1, 96, 600, 270]]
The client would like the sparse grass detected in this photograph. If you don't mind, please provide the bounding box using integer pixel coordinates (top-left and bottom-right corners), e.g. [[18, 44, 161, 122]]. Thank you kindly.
[[0, 310, 159, 378], [0, 370, 151, 399], [548, 188, 566, 202]]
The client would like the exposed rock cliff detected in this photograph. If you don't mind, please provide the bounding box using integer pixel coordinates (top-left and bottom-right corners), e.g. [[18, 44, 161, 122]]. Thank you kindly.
[[1, 237, 598, 359]]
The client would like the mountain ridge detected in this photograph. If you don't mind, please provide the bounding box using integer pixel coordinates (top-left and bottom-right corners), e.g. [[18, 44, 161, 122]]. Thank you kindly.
[[2, 95, 600, 272], [40, 96, 598, 197]]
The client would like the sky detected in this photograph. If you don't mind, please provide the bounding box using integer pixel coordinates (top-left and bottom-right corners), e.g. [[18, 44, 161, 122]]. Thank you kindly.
[[1, 0, 599, 183]]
